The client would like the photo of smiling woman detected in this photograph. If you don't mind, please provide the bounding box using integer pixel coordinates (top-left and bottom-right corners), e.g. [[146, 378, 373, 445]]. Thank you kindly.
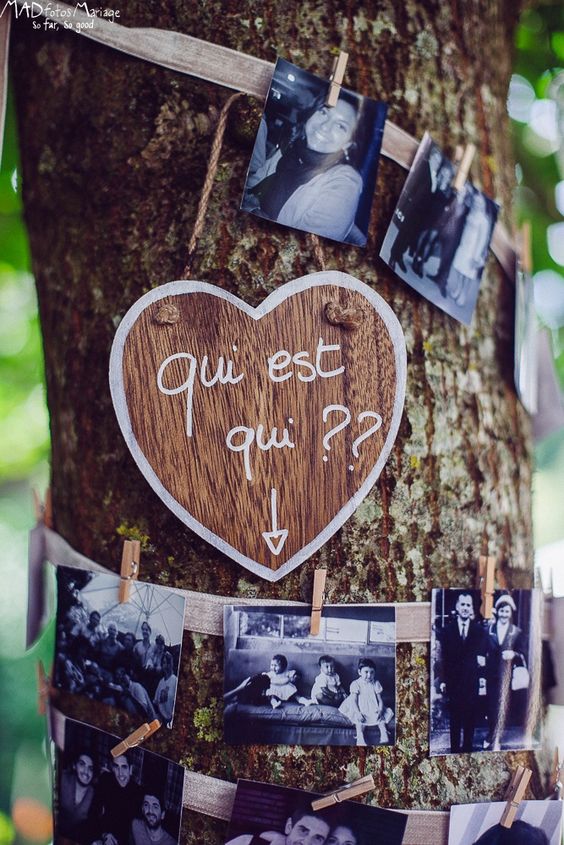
[[242, 58, 387, 246]]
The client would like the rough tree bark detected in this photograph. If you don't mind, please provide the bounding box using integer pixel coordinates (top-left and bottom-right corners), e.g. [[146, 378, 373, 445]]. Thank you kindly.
[[11, 1, 538, 842]]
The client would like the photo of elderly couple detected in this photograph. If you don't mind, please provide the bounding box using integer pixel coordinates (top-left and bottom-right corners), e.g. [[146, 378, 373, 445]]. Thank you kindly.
[[430, 588, 542, 756], [56, 718, 184, 845], [223, 605, 396, 747], [224, 780, 407, 845], [380, 132, 499, 325], [448, 799, 563, 845], [241, 57, 387, 246], [54, 565, 186, 728]]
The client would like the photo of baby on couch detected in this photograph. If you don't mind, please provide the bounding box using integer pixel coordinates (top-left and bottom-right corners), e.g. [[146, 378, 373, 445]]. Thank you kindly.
[[223, 605, 396, 747]]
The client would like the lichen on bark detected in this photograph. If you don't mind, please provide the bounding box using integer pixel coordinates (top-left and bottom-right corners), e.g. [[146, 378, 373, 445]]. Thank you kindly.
[[11, 1, 539, 842]]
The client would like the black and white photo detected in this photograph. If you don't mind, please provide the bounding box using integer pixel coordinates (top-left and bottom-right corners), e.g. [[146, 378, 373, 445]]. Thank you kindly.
[[56, 717, 185, 845], [224, 604, 396, 747], [54, 565, 186, 727], [224, 780, 407, 845], [430, 588, 542, 756], [241, 57, 387, 246], [380, 133, 499, 325], [448, 800, 563, 845]]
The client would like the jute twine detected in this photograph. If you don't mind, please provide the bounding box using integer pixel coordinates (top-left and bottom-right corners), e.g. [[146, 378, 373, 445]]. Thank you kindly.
[[182, 92, 328, 277]]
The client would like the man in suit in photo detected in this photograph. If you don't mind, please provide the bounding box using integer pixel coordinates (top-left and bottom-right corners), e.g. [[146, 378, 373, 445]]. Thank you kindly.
[[436, 592, 487, 753]]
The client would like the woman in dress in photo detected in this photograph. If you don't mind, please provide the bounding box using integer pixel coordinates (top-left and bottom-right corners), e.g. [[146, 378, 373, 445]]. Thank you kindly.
[[448, 191, 493, 308], [483, 594, 526, 751], [243, 91, 366, 244], [339, 657, 392, 746]]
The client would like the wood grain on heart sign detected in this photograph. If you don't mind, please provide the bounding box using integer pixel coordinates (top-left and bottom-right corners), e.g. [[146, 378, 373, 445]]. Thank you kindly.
[[109, 272, 406, 581]]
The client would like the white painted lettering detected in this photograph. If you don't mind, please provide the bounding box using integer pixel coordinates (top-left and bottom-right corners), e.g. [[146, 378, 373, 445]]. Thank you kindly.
[[316, 337, 345, 378], [267, 350, 292, 382], [226, 426, 255, 482], [157, 353, 197, 437], [293, 351, 317, 382], [227, 423, 296, 482], [200, 355, 244, 389], [256, 424, 295, 452], [157, 350, 244, 437]]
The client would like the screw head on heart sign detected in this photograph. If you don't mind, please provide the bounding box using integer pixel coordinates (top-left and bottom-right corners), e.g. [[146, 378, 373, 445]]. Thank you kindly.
[[109, 271, 406, 581]]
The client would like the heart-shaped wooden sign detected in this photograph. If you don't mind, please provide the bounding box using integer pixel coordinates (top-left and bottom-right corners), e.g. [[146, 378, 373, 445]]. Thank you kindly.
[[109, 271, 406, 581]]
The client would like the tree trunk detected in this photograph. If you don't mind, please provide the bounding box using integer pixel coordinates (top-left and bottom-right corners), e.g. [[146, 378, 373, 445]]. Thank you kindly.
[[11, 1, 536, 841]]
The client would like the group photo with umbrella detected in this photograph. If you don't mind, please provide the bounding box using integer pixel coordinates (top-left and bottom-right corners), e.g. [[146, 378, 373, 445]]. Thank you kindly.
[[53, 565, 186, 728]]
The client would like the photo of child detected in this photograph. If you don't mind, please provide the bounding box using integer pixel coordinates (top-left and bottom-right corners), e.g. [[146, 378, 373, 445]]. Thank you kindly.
[[223, 605, 396, 747], [224, 655, 314, 709], [339, 658, 393, 746], [311, 655, 347, 707]]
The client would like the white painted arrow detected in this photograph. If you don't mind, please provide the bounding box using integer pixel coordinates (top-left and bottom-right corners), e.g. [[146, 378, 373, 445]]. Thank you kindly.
[[262, 488, 288, 556]]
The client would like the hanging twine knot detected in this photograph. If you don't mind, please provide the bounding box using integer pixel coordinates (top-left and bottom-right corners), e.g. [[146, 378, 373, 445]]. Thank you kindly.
[[324, 301, 363, 330], [308, 233, 327, 271], [155, 304, 180, 324]]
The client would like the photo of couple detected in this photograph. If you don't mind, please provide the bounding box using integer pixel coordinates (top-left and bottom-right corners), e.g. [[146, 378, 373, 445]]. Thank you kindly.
[[430, 588, 542, 756], [223, 605, 396, 747], [54, 565, 185, 728], [56, 718, 184, 845], [224, 780, 407, 845], [380, 133, 499, 325]]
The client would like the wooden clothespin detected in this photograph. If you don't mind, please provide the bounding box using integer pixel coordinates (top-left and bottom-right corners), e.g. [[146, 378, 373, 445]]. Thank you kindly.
[[500, 765, 532, 828], [37, 661, 50, 716], [519, 221, 532, 274], [44, 488, 53, 529], [551, 748, 563, 799], [111, 720, 161, 758], [326, 51, 349, 107], [310, 569, 327, 636], [119, 539, 140, 603], [32, 488, 43, 524], [32, 487, 53, 528], [312, 775, 375, 811], [452, 143, 476, 191], [477, 555, 496, 619]]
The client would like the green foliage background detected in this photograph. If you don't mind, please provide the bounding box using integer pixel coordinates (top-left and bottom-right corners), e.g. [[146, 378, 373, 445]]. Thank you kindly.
[[511, 6, 564, 547], [0, 4, 563, 843], [0, 91, 52, 845]]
